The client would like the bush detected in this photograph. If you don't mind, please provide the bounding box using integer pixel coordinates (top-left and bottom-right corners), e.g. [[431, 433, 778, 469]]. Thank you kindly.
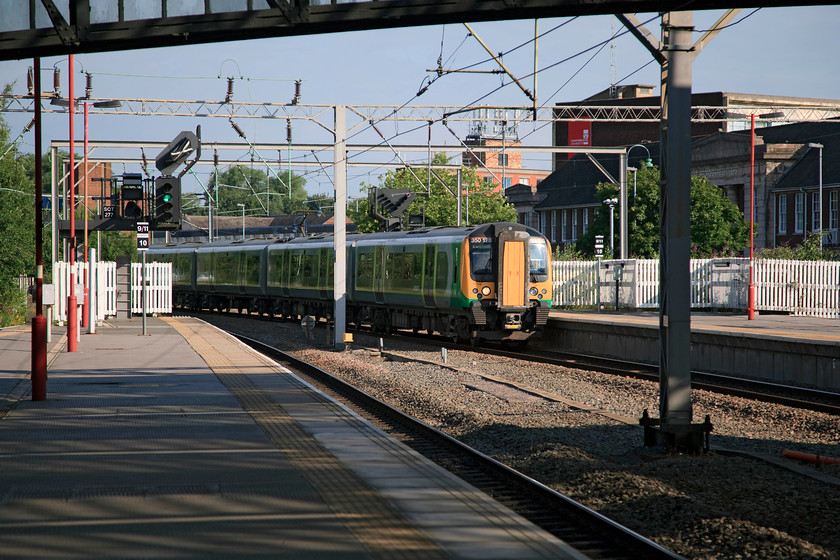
[[0, 284, 27, 327]]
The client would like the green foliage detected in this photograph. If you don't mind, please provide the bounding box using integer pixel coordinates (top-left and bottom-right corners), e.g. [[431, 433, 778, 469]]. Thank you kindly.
[[0, 104, 37, 325], [197, 165, 310, 217], [553, 244, 588, 261], [99, 231, 138, 262], [689, 175, 750, 257], [758, 232, 840, 261], [0, 284, 26, 327], [355, 153, 516, 233], [574, 166, 749, 259]]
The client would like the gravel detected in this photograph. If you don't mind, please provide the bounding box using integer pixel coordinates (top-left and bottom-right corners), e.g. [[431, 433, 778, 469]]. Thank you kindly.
[[203, 314, 840, 560]]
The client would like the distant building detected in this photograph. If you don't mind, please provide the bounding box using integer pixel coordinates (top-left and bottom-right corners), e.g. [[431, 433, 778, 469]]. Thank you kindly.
[[61, 160, 113, 213], [461, 108, 551, 192], [693, 121, 840, 249], [510, 99, 840, 251], [552, 86, 840, 169]]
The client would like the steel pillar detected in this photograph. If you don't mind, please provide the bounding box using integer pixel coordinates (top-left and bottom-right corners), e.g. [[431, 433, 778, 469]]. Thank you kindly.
[[655, 12, 709, 452], [333, 105, 347, 350]]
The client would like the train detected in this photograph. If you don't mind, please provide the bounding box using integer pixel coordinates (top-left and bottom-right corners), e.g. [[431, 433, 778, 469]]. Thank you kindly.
[[147, 222, 553, 345]]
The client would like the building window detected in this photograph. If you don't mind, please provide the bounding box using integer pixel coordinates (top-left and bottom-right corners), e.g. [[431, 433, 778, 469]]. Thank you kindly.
[[812, 192, 821, 233], [561, 210, 567, 242], [502, 177, 511, 189], [550, 211, 556, 243], [520, 177, 530, 186], [831, 191, 838, 230], [571, 210, 578, 241], [498, 153, 508, 167], [582, 209, 589, 234], [540, 212, 545, 235], [778, 195, 787, 235], [795, 192, 804, 234]]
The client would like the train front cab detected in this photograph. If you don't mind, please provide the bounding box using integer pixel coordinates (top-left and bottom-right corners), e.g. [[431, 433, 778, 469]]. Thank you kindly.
[[461, 223, 552, 344]]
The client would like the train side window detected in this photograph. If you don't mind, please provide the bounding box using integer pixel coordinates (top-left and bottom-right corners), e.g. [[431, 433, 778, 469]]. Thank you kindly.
[[197, 253, 213, 284], [216, 252, 236, 284], [302, 253, 314, 279], [267, 251, 281, 287], [358, 251, 374, 282], [244, 252, 260, 286], [409, 250, 422, 290], [290, 252, 303, 286], [174, 255, 189, 283]]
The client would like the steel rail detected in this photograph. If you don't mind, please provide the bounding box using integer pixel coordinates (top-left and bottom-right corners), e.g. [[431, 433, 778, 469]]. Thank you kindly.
[[230, 329, 684, 560]]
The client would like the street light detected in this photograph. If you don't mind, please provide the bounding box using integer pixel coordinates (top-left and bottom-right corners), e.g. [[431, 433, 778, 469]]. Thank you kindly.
[[604, 198, 618, 257], [237, 203, 245, 239], [627, 144, 654, 169], [807, 143, 824, 249]]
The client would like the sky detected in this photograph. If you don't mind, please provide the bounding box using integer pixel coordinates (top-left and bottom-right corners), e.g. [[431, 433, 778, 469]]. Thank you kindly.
[[1, 6, 839, 203]]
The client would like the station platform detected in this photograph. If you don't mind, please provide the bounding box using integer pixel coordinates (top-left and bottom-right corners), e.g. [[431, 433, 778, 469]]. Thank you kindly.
[[0, 317, 584, 560], [542, 310, 840, 390], [549, 309, 840, 342]]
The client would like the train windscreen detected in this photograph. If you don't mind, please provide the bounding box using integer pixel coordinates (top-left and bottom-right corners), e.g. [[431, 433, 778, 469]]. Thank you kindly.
[[529, 239, 549, 282], [469, 236, 494, 282]]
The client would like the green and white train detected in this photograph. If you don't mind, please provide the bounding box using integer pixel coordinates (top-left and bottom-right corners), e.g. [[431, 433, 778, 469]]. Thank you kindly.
[[148, 222, 553, 344]]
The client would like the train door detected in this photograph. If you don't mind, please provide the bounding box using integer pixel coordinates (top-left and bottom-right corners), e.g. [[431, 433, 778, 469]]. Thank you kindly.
[[422, 243, 435, 307], [434, 248, 450, 308], [497, 227, 529, 310], [373, 244, 386, 303]]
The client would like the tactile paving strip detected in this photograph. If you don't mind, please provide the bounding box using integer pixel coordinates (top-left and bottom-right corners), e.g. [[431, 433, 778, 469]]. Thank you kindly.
[[165, 316, 448, 560]]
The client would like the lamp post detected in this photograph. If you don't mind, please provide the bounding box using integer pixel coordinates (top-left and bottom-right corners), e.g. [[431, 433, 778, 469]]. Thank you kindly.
[[627, 144, 654, 169], [67, 54, 77, 352], [628, 166, 638, 200], [807, 143, 824, 249], [237, 203, 245, 239], [604, 198, 618, 257], [724, 110, 784, 320]]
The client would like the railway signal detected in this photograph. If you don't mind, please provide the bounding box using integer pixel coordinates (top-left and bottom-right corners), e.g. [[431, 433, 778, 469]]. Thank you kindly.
[[154, 176, 181, 229]]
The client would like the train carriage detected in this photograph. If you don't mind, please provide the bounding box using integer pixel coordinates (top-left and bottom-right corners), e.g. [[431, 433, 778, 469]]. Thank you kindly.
[[149, 222, 552, 345]]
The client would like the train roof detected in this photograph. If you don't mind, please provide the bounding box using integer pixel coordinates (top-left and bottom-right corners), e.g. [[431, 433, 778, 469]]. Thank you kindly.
[[148, 223, 547, 253]]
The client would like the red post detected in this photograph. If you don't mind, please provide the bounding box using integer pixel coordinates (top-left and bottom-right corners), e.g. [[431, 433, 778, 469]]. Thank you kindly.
[[748, 113, 756, 321], [32, 57, 47, 400], [81, 101, 89, 329], [67, 54, 78, 351]]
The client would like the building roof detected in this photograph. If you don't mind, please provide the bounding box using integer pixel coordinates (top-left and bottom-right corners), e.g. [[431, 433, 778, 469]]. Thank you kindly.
[[535, 143, 661, 210], [750, 121, 840, 190]]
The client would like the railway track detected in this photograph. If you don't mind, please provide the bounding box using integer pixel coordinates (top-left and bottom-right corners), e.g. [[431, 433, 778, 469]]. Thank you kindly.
[[232, 331, 684, 560], [202, 309, 840, 415], [385, 330, 840, 416]]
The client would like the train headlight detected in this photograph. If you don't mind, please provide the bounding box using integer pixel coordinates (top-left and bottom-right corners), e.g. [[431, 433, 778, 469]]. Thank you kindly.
[[529, 287, 538, 296], [481, 286, 491, 296], [472, 288, 478, 294]]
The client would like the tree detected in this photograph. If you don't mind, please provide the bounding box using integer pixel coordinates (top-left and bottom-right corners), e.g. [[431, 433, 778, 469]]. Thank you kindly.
[[196, 165, 310, 217], [351, 153, 516, 233], [0, 102, 36, 325], [575, 166, 749, 258]]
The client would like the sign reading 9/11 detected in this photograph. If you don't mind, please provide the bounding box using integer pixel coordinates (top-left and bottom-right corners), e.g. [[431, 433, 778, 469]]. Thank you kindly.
[[136, 221, 150, 252]]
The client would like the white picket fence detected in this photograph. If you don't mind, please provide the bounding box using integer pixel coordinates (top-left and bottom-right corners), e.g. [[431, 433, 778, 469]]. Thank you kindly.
[[132, 262, 173, 315], [53, 260, 171, 322], [554, 258, 840, 319]]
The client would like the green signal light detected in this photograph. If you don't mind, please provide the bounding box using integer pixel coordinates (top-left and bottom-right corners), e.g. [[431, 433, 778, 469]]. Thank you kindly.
[[162, 193, 172, 203]]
